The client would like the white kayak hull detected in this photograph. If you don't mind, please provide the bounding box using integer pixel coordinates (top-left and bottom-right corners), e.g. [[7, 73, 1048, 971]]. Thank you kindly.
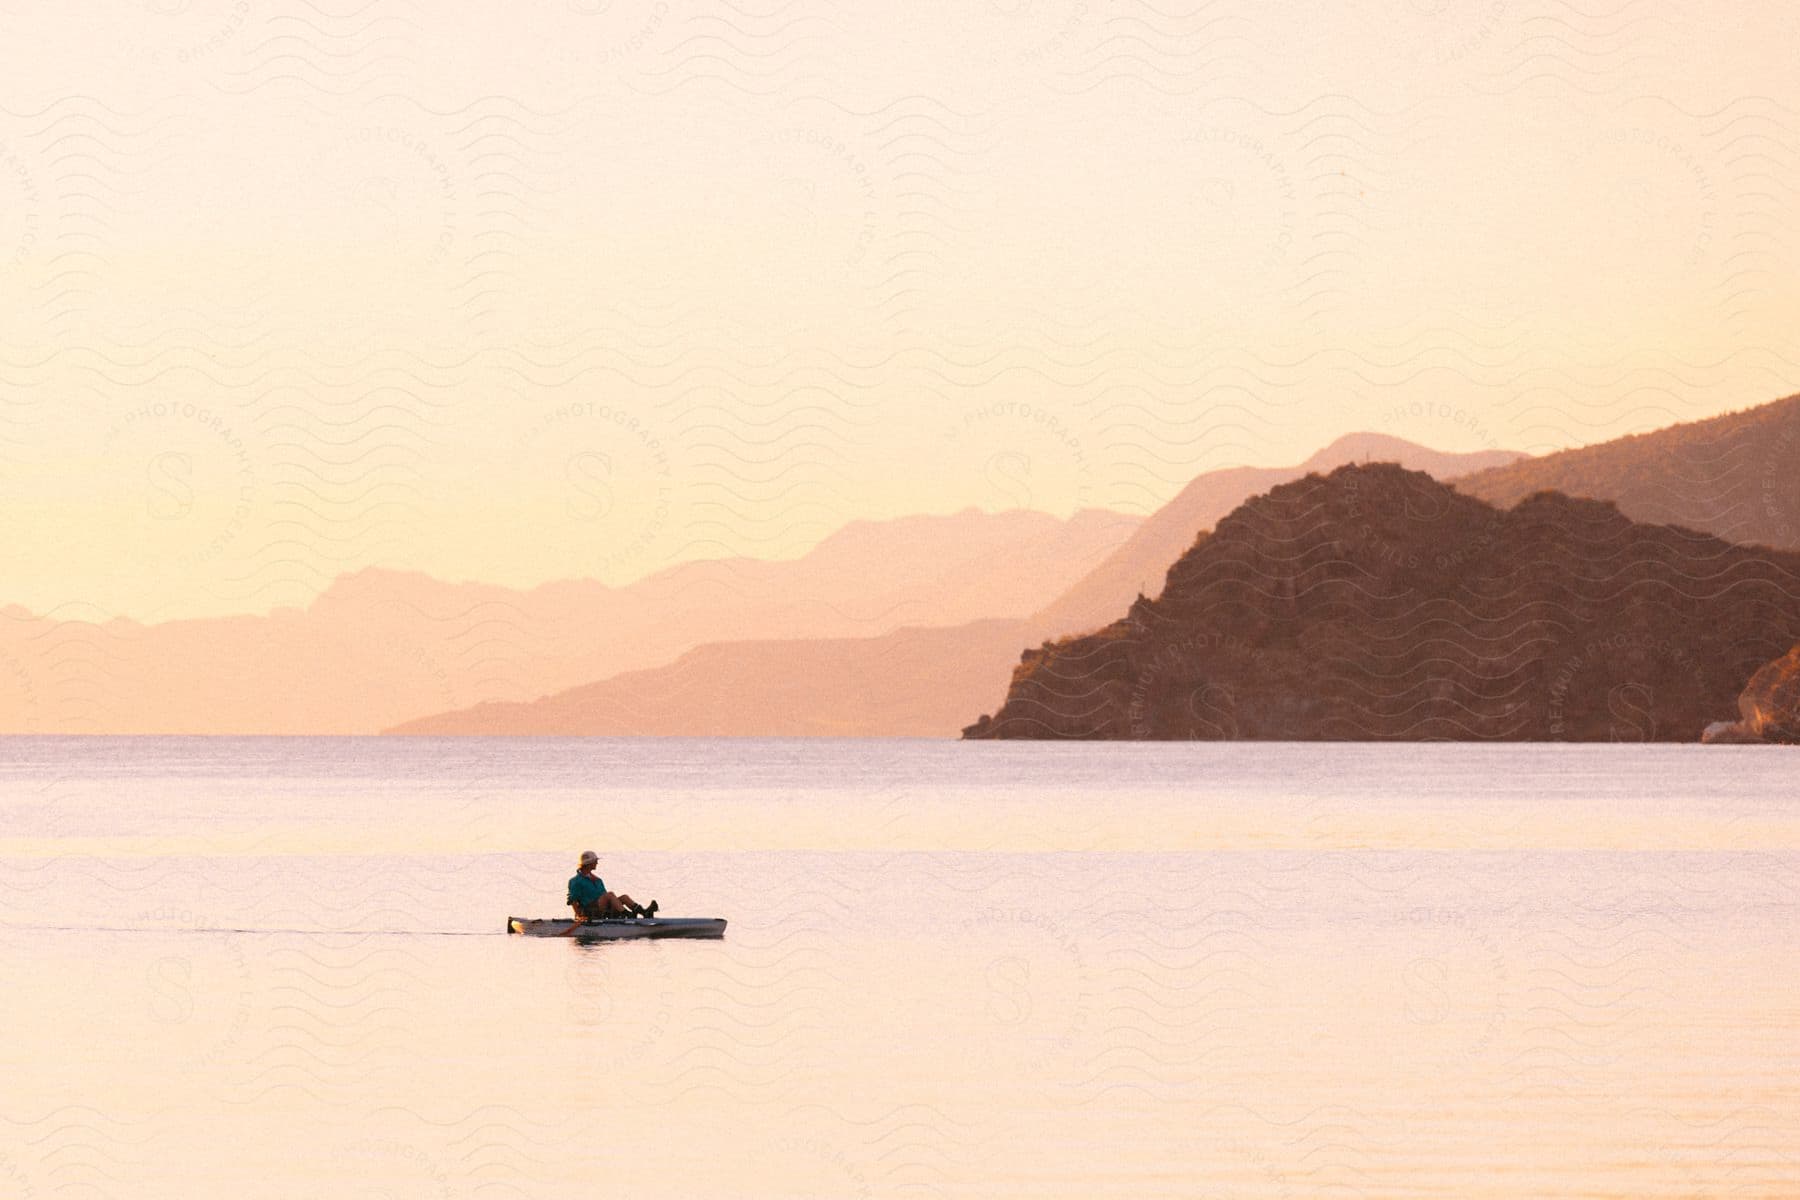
[[508, 916, 726, 941]]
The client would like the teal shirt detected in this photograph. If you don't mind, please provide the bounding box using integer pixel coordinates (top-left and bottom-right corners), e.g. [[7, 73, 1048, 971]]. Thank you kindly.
[[567, 872, 606, 907]]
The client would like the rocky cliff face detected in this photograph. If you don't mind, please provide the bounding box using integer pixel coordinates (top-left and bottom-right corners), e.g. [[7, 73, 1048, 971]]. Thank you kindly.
[[964, 464, 1800, 741], [1703, 644, 1800, 743]]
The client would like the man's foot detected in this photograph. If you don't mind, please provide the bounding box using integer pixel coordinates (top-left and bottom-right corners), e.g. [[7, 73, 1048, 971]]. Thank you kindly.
[[642, 900, 659, 919]]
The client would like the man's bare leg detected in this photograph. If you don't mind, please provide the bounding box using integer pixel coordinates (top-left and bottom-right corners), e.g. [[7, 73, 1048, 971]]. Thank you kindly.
[[599, 891, 646, 918]]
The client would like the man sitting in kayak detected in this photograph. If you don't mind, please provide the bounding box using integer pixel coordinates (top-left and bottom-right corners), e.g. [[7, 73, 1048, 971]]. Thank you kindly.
[[567, 850, 658, 921]]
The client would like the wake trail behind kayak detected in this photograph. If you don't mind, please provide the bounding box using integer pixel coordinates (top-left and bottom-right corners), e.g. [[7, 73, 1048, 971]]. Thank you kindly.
[[0, 924, 497, 937]]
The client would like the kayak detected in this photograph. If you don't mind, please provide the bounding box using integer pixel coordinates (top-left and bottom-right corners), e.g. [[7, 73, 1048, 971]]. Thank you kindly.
[[507, 916, 727, 941]]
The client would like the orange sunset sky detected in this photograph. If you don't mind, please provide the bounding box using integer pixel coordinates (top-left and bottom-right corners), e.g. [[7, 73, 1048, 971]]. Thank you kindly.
[[2, 1, 1797, 620]]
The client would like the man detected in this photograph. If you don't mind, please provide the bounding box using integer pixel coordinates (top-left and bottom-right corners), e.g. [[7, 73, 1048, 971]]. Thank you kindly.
[[567, 850, 658, 921]]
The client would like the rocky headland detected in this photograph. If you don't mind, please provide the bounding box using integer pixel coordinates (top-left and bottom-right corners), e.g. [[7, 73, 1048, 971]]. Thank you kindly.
[[1703, 644, 1800, 743], [964, 463, 1800, 741]]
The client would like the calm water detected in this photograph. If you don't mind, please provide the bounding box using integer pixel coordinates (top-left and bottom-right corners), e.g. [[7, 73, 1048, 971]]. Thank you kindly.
[[2, 738, 1797, 1198]]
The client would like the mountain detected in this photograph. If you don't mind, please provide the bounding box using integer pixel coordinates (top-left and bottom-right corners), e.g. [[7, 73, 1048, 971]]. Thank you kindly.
[[1035, 434, 1522, 638], [1453, 392, 1800, 550], [387, 620, 1028, 736], [388, 436, 1520, 736], [964, 464, 1800, 741], [0, 508, 1136, 733]]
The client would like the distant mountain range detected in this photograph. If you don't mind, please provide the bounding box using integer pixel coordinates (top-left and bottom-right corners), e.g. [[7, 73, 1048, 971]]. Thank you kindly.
[[389, 435, 1522, 735], [387, 620, 1027, 737], [30, 391, 1794, 739], [0, 508, 1136, 733], [965, 463, 1800, 741], [1454, 392, 1800, 550]]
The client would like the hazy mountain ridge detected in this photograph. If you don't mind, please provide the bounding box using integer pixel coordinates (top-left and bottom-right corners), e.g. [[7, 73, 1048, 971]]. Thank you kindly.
[[0, 508, 1136, 733], [1453, 392, 1800, 550], [1034, 434, 1523, 638], [388, 436, 1520, 736], [964, 463, 1800, 741], [387, 620, 1028, 737]]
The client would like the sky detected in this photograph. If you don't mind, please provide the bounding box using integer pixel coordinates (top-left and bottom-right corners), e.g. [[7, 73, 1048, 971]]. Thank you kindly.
[[2, 0, 1797, 620]]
